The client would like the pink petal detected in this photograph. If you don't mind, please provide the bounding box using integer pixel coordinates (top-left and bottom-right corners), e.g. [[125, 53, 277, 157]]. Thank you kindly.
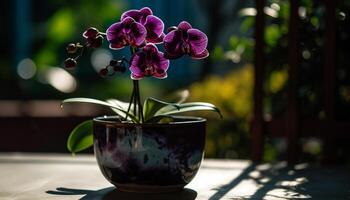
[[191, 49, 209, 59], [178, 21, 192, 31], [106, 22, 126, 49], [187, 28, 208, 55], [154, 52, 169, 71], [121, 9, 141, 21], [140, 7, 153, 16], [147, 33, 165, 44], [144, 15, 164, 37], [153, 71, 167, 79], [143, 43, 159, 54], [121, 7, 153, 25], [109, 43, 125, 50], [131, 73, 144, 80], [130, 22, 147, 46], [164, 30, 185, 59], [130, 53, 146, 79]]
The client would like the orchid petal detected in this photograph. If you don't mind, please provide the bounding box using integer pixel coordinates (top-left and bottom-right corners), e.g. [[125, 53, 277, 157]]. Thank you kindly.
[[154, 52, 170, 71], [129, 44, 169, 80], [106, 22, 126, 49], [140, 7, 153, 16], [121, 9, 143, 22], [178, 21, 192, 31], [121, 7, 153, 24], [153, 71, 168, 79], [144, 15, 164, 37], [130, 22, 147, 46], [187, 28, 208, 55], [143, 43, 158, 54], [130, 53, 146, 76], [147, 33, 164, 44], [191, 49, 209, 59], [164, 30, 185, 59]]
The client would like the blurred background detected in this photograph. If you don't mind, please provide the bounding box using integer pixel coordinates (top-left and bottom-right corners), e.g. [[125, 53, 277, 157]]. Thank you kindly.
[[1, 0, 350, 164]]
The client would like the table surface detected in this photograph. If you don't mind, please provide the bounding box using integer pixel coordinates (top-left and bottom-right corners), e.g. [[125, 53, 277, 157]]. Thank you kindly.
[[0, 153, 349, 200]]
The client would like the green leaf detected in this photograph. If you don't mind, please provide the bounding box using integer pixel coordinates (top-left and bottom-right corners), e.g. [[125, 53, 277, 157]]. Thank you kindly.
[[106, 99, 134, 119], [156, 102, 223, 118], [67, 120, 93, 153], [106, 99, 130, 110], [61, 98, 139, 123], [143, 97, 179, 121]]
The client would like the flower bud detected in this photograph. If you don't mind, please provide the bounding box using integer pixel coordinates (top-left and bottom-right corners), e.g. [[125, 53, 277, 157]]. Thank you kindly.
[[64, 58, 77, 69], [113, 66, 126, 73], [66, 43, 78, 54], [109, 59, 119, 67], [83, 27, 99, 39], [99, 68, 108, 77], [89, 35, 103, 48]]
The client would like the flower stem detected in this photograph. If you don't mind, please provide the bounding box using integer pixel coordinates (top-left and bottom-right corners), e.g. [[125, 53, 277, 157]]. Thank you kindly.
[[124, 85, 135, 121], [134, 80, 144, 123], [126, 47, 144, 123]]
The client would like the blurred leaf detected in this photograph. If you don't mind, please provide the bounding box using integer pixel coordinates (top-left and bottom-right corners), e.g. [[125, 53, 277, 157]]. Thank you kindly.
[[48, 8, 76, 43], [279, 2, 290, 20], [190, 65, 253, 119], [34, 47, 57, 70], [211, 46, 224, 61], [67, 120, 93, 153], [240, 17, 254, 32], [229, 36, 240, 49], [265, 25, 280, 47], [269, 69, 288, 93]]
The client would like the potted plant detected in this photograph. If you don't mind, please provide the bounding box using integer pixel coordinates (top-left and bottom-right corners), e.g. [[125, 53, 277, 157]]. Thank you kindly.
[[61, 7, 221, 193]]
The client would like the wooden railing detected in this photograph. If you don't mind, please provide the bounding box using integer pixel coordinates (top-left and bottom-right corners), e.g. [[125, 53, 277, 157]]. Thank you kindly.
[[0, 100, 110, 152], [251, 0, 344, 164]]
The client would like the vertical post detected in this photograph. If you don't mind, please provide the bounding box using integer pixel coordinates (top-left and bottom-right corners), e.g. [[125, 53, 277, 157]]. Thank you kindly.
[[286, 0, 300, 165], [14, 0, 31, 66], [323, 0, 336, 164], [251, 0, 265, 162]]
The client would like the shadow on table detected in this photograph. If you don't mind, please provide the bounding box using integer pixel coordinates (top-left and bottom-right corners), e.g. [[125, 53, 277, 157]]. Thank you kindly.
[[46, 187, 197, 200], [208, 162, 350, 200]]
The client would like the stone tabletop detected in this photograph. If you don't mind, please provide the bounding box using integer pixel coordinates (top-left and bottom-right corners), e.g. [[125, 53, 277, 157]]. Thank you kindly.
[[0, 153, 349, 200]]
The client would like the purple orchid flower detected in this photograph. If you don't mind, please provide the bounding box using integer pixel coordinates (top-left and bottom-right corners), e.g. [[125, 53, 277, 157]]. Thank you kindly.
[[129, 43, 169, 80], [164, 21, 209, 59], [121, 7, 165, 44], [106, 17, 147, 50]]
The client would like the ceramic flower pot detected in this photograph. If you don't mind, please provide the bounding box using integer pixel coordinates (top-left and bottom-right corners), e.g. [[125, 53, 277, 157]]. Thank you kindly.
[[93, 116, 206, 193]]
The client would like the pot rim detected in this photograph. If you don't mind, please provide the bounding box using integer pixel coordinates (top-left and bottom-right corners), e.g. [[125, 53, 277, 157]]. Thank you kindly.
[[93, 115, 206, 127]]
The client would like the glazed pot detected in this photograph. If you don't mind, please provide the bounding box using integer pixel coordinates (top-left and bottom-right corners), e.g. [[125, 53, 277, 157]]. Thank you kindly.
[[93, 116, 206, 193]]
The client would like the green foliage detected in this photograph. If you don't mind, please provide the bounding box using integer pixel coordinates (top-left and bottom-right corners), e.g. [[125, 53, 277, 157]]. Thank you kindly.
[[156, 102, 222, 118], [62, 98, 139, 122], [62, 97, 221, 124], [190, 65, 253, 119], [143, 97, 179, 122], [63, 96, 222, 153], [189, 65, 254, 158], [265, 25, 280, 47], [48, 9, 76, 44], [211, 46, 224, 61], [32, 0, 125, 77], [67, 120, 93, 153]]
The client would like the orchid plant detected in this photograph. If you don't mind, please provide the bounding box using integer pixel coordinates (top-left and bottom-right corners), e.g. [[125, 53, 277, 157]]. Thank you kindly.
[[61, 7, 221, 153]]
